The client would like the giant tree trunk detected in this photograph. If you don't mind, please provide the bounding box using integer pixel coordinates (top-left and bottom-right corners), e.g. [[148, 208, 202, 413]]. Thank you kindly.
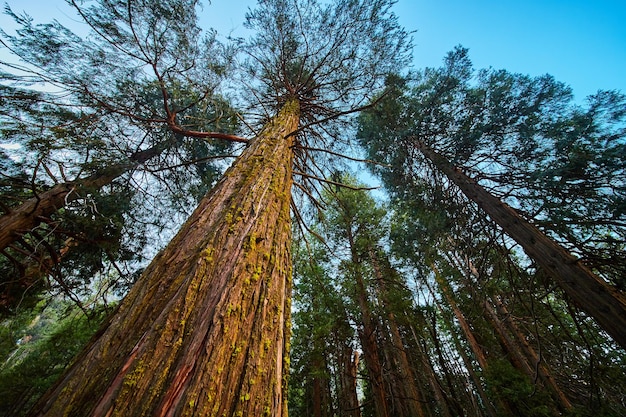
[[416, 141, 626, 349], [29, 100, 300, 417]]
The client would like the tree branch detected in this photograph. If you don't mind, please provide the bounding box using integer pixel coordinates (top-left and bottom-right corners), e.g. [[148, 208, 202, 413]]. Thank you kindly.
[[293, 171, 379, 191]]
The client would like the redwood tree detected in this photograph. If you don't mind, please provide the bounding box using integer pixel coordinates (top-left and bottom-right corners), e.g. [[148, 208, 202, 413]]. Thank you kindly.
[[24, 0, 410, 415], [358, 48, 626, 349]]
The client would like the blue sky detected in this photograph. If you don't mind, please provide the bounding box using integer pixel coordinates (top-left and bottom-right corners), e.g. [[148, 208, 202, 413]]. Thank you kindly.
[[2, 0, 625, 101]]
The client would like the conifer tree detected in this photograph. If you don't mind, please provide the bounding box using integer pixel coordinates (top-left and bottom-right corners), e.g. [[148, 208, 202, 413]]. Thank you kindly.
[[0, 0, 239, 313], [12, 0, 410, 415], [358, 47, 626, 349]]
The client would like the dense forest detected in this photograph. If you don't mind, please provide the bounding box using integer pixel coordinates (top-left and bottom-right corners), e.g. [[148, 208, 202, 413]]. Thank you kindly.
[[0, 0, 624, 416]]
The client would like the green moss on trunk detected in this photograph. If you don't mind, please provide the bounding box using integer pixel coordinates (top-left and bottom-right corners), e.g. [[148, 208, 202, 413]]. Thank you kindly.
[[30, 100, 300, 417]]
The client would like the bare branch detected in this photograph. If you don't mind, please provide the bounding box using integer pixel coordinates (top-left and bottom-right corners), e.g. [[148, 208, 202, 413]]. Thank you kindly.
[[295, 145, 390, 167], [293, 171, 379, 191]]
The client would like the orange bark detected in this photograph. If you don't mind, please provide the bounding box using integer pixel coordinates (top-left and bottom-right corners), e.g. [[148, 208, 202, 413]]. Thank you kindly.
[[29, 100, 300, 417]]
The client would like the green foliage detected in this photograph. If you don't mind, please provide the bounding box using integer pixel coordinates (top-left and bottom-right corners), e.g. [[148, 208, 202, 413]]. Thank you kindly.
[[0, 0, 242, 317], [244, 0, 411, 144], [0, 301, 110, 416], [359, 45, 626, 294], [358, 47, 626, 415], [484, 359, 553, 417]]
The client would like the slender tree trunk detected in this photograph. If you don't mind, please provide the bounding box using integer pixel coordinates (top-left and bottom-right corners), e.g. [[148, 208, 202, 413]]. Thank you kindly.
[[488, 298, 573, 412], [354, 281, 388, 417], [311, 353, 326, 417], [444, 246, 572, 412], [29, 100, 300, 417], [427, 267, 506, 416], [338, 345, 361, 417], [442, 322, 497, 417], [408, 322, 455, 417], [432, 266, 490, 372], [428, 311, 467, 416], [368, 248, 426, 417], [310, 317, 333, 417], [0, 144, 163, 252], [346, 231, 389, 417], [416, 141, 626, 349]]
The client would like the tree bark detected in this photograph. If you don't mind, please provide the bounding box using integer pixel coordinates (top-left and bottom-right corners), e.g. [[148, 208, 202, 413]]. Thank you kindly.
[[346, 231, 389, 417], [489, 297, 573, 412], [416, 141, 626, 349], [428, 268, 503, 416], [29, 100, 300, 417], [338, 345, 361, 417]]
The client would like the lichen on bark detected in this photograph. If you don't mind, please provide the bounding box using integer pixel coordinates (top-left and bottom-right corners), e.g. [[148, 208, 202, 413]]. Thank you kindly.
[[30, 100, 300, 417]]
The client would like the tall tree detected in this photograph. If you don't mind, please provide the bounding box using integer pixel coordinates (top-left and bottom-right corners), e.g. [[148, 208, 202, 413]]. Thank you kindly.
[[317, 178, 430, 416], [290, 238, 360, 417], [22, 0, 410, 415], [358, 47, 626, 349]]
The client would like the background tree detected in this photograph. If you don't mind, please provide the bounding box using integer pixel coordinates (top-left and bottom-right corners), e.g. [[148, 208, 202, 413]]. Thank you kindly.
[[290, 238, 361, 417], [0, 300, 110, 417], [358, 46, 626, 348], [0, 0, 239, 316], [358, 48, 626, 414], [289, 177, 438, 416]]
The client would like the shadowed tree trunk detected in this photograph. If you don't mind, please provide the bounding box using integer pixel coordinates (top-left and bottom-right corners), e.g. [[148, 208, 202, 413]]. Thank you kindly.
[[29, 99, 300, 417], [345, 230, 389, 417], [416, 140, 626, 349], [338, 346, 361, 417], [368, 248, 426, 417], [406, 321, 459, 417], [486, 298, 573, 413], [0, 144, 164, 253], [429, 268, 505, 416]]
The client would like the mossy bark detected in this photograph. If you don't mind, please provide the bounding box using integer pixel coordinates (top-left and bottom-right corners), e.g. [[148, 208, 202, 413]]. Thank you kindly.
[[29, 100, 300, 417]]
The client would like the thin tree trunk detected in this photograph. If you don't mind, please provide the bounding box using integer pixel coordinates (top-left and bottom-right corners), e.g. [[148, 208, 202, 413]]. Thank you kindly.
[[311, 354, 326, 417], [310, 315, 333, 417], [446, 250, 571, 414], [346, 231, 389, 417], [29, 100, 300, 417], [0, 144, 163, 252], [353, 277, 388, 417], [338, 346, 361, 417], [432, 266, 490, 372], [489, 297, 573, 412], [416, 140, 626, 349], [368, 248, 426, 417], [427, 267, 506, 416], [408, 322, 455, 417], [428, 311, 468, 416]]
